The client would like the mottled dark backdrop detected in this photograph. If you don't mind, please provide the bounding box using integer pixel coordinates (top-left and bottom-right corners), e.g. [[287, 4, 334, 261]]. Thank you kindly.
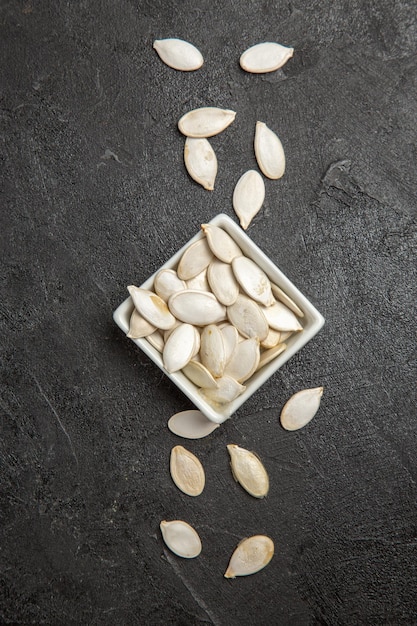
[[1, 1, 416, 624]]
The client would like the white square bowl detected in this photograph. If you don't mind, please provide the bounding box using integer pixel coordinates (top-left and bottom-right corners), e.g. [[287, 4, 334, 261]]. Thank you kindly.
[[113, 213, 324, 423]]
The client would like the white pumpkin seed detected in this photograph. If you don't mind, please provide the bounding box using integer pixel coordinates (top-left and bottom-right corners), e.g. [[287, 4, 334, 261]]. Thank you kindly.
[[186, 268, 210, 292], [224, 337, 260, 383], [220, 324, 239, 363], [160, 520, 202, 558], [227, 444, 269, 498], [256, 342, 287, 370], [178, 107, 236, 138], [254, 121, 285, 180], [232, 256, 274, 307], [169, 290, 226, 325], [280, 386, 324, 431], [170, 445, 205, 496], [163, 323, 200, 373], [261, 301, 303, 332], [168, 409, 220, 439], [224, 535, 274, 578], [200, 324, 227, 378], [232, 170, 265, 230], [279, 330, 293, 342], [182, 360, 219, 389], [260, 328, 282, 349], [128, 286, 176, 330], [177, 238, 213, 281], [200, 376, 246, 405], [163, 319, 182, 343], [207, 260, 239, 306], [201, 224, 242, 263], [240, 42, 293, 73], [127, 308, 156, 339], [184, 137, 218, 191], [154, 269, 187, 302], [145, 329, 165, 352], [227, 294, 269, 341], [271, 282, 304, 317], [153, 38, 204, 71]]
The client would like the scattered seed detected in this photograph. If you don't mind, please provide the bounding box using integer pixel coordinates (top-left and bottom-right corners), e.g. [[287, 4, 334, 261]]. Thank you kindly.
[[170, 445, 205, 496], [280, 386, 324, 431], [178, 107, 236, 138], [153, 38, 204, 71], [240, 41, 293, 73], [227, 444, 269, 498], [160, 520, 202, 558], [184, 137, 218, 191], [254, 121, 285, 180], [224, 535, 274, 578], [232, 170, 265, 229], [168, 409, 220, 439]]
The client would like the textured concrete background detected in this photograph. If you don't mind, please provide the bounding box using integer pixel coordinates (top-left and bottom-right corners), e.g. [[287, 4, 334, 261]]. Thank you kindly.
[[1, 1, 417, 624]]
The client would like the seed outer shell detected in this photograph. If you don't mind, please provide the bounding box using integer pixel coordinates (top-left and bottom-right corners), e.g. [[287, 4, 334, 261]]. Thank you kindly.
[[184, 137, 218, 191], [178, 107, 236, 138], [170, 445, 205, 496], [224, 535, 274, 578], [232, 169, 265, 230], [160, 520, 202, 558], [280, 387, 324, 431], [227, 444, 269, 498], [168, 410, 220, 439], [240, 42, 294, 73], [153, 38, 204, 71], [254, 121, 285, 180]]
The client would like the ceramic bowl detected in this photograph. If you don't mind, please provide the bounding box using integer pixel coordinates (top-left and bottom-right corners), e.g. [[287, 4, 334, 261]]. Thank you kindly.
[[113, 213, 324, 423]]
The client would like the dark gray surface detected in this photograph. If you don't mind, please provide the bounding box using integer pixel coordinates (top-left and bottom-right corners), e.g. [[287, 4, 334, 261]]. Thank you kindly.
[[1, 1, 416, 624]]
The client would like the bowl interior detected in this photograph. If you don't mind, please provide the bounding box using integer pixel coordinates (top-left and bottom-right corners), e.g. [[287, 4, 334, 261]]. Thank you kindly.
[[113, 213, 324, 423]]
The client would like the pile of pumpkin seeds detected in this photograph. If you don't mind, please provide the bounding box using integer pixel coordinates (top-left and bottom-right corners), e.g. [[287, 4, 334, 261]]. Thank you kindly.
[[125, 38, 324, 577]]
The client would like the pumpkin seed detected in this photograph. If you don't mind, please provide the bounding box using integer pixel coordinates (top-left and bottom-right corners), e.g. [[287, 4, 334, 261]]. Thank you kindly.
[[153, 38, 204, 71], [145, 329, 165, 352], [254, 121, 285, 180], [184, 137, 218, 191], [232, 170, 265, 230], [200, 376, 246, 406], [256, 343, 287, 370], [163, 323, 200, 373], [261, 301, 303, 332], [232, 255, 274, 307], [271, 282, 304, 317], [128, 286, 176, 330], [207, 259, 239, 306], [170, 445, 205, 496], [200, 324, 227, 378], [182, 360, 219, 389], [177, 238, 213, 281], [154, 269, 186, 302], [160, 520, 202, 558], [280, 386, 324, 431], [227, 444, 269, 498], [168, 409, 220, 439], [178, 107, 236, 138], [224, 337, 260, 383], [127, 308, 156, 339], [240, 41, 293, 73], [224, 535, 274, 578], [227, 294, 269, 341], [201, 223, 242, 263], [169, 290, 226, 325]]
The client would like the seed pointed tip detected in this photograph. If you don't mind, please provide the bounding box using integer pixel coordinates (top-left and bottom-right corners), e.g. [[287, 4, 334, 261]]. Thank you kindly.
[[224, 567, 235, 579]]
